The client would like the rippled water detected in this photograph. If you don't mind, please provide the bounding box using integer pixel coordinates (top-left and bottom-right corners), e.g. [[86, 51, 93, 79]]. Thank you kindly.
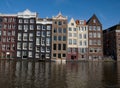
[[0, 60, 120, 88]]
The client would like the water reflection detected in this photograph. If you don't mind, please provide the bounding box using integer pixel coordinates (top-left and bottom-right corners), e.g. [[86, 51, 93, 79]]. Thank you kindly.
[[0, 60, 120, 88]]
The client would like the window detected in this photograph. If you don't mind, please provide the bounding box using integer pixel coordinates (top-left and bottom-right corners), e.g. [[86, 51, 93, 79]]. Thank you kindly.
[[63, 54, 66, 57], [0, 18, 3, 22], [54, 21, 57, 24], [84, 41, 87, 46], [17, 51, 21, 57], [58, 21, 62, 25], [24, 25, 28, 31], [17, 43, 21, 49], [47, 25, 51, 30], [63, 44, 66, 50], [79, 41, 82, 46], [53, 53, 56, 57], [58, 44, 61, 50], [69, 27, 72, 31], [89, 33, 92, 38], [36, 38, 40, 45], [93, 19, 96, 23], [18, 25, 22, 30], [93, 26, 96, 30], [89, 48, 93, 53], [23, 33, 27, 41], [89, 26, 92, 30], [41, 47, 45, 52], [73, 33, 77, 37], [97, 26, 101, 31], [23, 43, 27, 50], [54, 36, 57, 41], [58, 28, 62, 33], [69, 33, 72, 37], [18, 33, 22, 41], [73, 39, 77, 45], [93, 33, 96, 38], [41, 31, 46, 37], [71, 23, 74, 26], [79, 34, 82, 38], [24, 19, 29, 23], [69, 39, 72, 44], [63, 28, 66, 33], [42, 25, 46, 30], [53, 44, 56, 50], [30, 19, 34, 23], [3, 31, 6, 36], [29, 33, 33, 41], [58, 54, 61, 58], [8, 31, 11, 36], [97, 33, 101, 38], [58, 36, 62, 41], [29, 43, 33, 50], [63, 36, 66, 41], [93, 40, 97, 45], [30, 25, 34, 30], [46, 47, 50, 52], [89, 40, 92, 45], [28, 52, 32, 57], [47, 31, 50, 36], [19, 19, 22, 23], [98, 40, 101, 45], [36, 46, 40, 52], [84, 34, 87, 39], [46, 38, 50, 45], [54, 28, 57, 33], [46, 54, 50, 58], [36, 31, 40, 36], [41, 38, 45, 45], [0, 24, 2, 29], [12, 31, 15, 36], [37, 25, 41, 30], [4, 18, 7, 22], [74, 28, 76, 31]]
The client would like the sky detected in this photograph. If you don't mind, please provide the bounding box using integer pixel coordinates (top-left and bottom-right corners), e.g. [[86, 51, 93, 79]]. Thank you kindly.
[[0, 0, 120, 29]]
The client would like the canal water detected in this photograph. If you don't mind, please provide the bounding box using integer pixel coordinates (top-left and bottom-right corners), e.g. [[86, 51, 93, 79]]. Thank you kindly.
[[0, 60, 120, 88]]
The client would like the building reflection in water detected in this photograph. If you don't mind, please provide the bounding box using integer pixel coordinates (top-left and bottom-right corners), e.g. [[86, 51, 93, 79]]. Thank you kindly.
[[0, 60, 120, 88]]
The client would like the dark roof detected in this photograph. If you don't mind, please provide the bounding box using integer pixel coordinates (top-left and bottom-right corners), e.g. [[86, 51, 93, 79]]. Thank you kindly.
[[105, 24, 120, 32], [86, 14, 101, 25]]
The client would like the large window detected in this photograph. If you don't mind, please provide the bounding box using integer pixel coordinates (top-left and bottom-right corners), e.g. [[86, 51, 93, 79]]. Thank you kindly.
[[63, 44, 66, 50], [89, 40, 92, 45], [30, 19, 34, 23], [24, 19, 29, 23], [47, 25, 51, 30], [97, 26, 101, 31], [41, 31, 46, 37], [84, 34, 87, 39], [18, 25, 22, 30], [29, 43, 33, 50], [63, 28, 66, 33], [69, 33, 72, 37], [17, 51, 21, 57], [69, 27, 72, 31], [58, 44, 61, 50], [23, 43, 27, 50], [89, 33, 92, 38], [17, 43, 21, 49], [41, 38, 45, 45], [23, 33, 27, 41], [53, 44, 56, 50], [58, 36, 62, 41], [37, 25, 41, 30], [29, 33, 33, 41], [54, 28, 57, 33], [73, 33, 77, 37], [93, 33, 96, 38], [36, 31, 40, 36], [79, 34, 82, 39], [30, 25, 34, 30], [58, 28, 62, 33], [73, 39, 77, 45], [28, 52, 32, 57], [36, 38, 40, 45], [54, 36, 57, 41], [47, 31, 50, 36], [63, 36, 66, 41], [89, 26, 92, 31], [46, 38, 50, 45], [18, 33, 22, 41], [69, 39, 72, 44], [46, 47, 50, 52], [97, 33, 101, 38], [19, 19, 22, 23], [24, 25, 28, 31]]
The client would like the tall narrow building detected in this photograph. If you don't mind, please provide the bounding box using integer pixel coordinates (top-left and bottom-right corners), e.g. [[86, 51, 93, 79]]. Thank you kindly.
[[87, 14, 103, 60], [67, 18, 78, 61], [76, 20, 88, 60], [0, 14, 17, 59], [16, 9, 37, 59], [52, 12, 68, 61], [103, 24, 120, 61], [35, 18, 52, 61]]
